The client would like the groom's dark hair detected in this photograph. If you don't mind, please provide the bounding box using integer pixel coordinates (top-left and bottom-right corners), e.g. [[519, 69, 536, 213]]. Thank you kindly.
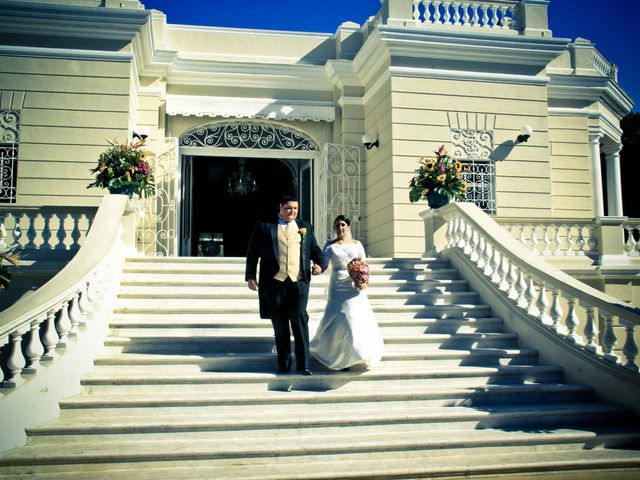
[[279, 194, 299, 205]]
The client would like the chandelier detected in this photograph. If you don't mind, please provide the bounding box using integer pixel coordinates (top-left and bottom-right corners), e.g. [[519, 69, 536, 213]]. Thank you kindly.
[[227, 159, 257, 196]]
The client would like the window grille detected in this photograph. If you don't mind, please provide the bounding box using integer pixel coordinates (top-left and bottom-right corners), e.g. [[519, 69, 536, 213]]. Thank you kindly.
[[451, 128, 496, 215], [0, 110, 19, 203]]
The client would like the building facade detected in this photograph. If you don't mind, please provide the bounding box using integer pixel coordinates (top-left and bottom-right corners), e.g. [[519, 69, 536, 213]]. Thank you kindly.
[[0, 0, 636, 299]]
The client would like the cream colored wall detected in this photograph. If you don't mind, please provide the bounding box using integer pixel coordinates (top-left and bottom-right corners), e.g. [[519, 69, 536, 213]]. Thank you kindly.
[[548, 114, 593, 218], [1, 55, 132, 206], [388, 75, 553, 258]]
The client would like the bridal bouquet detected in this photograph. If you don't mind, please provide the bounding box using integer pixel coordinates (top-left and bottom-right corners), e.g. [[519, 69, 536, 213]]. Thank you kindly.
[[347, 257, 369, 291]]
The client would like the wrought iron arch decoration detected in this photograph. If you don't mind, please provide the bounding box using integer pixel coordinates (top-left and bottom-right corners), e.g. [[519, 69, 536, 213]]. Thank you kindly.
[[179, 121, 319, 151]]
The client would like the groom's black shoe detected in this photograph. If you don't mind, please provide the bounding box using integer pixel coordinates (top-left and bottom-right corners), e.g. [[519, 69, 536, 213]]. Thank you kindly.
[[277, 367, 290, 374], [298, 369, 312, 376]]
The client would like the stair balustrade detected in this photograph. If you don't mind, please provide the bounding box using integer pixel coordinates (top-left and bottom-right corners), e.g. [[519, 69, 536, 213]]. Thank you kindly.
[[0, 195, 135, 451], [623, 220, 640, 257], [422, 202, 640, 409], [0, 206, 95, 252]]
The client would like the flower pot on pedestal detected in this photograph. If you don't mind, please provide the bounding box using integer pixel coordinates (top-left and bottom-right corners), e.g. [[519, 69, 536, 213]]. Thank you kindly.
[[427, 191, 450, 209]]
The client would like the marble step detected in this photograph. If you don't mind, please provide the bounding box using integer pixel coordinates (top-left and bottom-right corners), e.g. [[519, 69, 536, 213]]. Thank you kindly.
[[95, 348, 538, 368], [62, 382, 595, 408], [80, 363, 563, 386], [3, 426, 639, 467], [2, 446, 640, 480]]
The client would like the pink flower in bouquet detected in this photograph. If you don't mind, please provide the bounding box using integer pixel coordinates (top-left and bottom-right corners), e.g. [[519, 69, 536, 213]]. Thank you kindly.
[[347, 257, 369, 291]]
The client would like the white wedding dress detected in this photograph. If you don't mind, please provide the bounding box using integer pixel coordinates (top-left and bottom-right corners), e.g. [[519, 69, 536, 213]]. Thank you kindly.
[[310, 241, 384, 370]]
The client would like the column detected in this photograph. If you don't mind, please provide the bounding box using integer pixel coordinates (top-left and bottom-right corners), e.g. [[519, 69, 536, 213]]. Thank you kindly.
[[589, 132, 604, 218], [603, 144, 624, 217]]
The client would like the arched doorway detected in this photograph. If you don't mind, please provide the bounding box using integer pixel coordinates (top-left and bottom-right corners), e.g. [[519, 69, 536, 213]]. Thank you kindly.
[[178, 121, 319, 257]]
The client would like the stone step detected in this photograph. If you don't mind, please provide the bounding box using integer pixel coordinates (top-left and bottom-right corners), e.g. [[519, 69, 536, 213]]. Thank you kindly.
[[62, 382, 594, 408], [2, 446, 640, 480], [112, 303, 492, 316], [3, 426, 639, 467], [96, 349, 538, 368], [107, 315, 504, 332], [81, 363, 562, 386]]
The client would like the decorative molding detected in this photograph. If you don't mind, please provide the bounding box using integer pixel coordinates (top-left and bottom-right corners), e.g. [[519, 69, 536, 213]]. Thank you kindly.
[[0, 45, 133, 62], [166, 95, 335, 123], [179, 121, 320, 151], [389, 66, 550, 86]]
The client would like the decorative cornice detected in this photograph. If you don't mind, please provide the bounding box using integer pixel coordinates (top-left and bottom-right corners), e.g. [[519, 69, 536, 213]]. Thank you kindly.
[[166, 95, 335, 122], [0, 0, 149, 41], [548, 74, 633, 118], [389, 66, 550, 86], [0, 44, 133, 62], [377, 25, 568, 68]]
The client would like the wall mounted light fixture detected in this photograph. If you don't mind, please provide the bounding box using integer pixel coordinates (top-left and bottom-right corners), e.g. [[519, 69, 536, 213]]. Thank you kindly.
[[516, 125, 533, 143], [362, 134, 379, 150]]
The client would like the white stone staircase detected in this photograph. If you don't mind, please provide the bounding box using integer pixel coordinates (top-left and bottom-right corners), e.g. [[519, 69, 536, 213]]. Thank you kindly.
[[1, 256, 640, 479]]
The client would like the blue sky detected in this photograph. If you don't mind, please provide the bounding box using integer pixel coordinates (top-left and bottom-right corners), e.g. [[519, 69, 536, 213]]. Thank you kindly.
[[142, 0, 639, 112]]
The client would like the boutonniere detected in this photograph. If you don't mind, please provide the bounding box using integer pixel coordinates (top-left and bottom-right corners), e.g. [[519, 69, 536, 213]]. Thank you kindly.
[[299, 227, 307, 239]]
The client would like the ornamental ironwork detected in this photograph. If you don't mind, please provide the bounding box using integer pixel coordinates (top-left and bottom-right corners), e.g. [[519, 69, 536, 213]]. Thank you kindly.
[[180, 121, 319, 151], [0, 110, 19, 203], [323, 143, 362, 243], [451, 128, 496, 214]]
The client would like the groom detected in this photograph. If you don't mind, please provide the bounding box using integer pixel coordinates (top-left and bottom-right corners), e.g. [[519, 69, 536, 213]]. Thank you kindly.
[[245, 195, 327, 375]]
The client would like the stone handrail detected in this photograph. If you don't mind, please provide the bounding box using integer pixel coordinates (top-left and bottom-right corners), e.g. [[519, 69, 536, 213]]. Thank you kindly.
[[422, 202, 640, 373], [0, 195, 134, 390], [378, 0, 550, 35], [0, 205, 96, 252]]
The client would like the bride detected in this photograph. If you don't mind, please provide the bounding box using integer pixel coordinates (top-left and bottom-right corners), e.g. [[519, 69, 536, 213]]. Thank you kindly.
[[310, 215, 384, 370]]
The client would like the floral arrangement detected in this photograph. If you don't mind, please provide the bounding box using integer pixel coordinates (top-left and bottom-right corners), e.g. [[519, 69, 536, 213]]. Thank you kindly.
[[87, 137, 155, 197], [347, 257, 369, 291], [408, 145, 468, 203]]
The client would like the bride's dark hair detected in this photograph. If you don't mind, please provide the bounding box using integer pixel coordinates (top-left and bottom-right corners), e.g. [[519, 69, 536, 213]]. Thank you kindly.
[[334, 215, 351, 227]]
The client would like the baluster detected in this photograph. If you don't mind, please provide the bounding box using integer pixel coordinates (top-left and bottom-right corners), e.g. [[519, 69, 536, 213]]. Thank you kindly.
[[0, 222, 6, 250], [453, 1, 462, 25], [583, 305, 599, 353], [621, 320, 639, 372], [4, 329, 27, 387], [489, 248, 502, 284], [54, 213, 67, 250], [536, 283, 551, 325], [461, 2, 470, 25], [41, 212, 52, 250], [549, 288, 563, 332], [506, 263, 519, 300], [12, 213, 22, 247], [564, 297, 582, 343], [413, 0, 422, 22], [23, 315, 46, 374], [69, 291, 86, 334], [588, 229, 598, 256], [565, 225, 576, 256], [56, 301, 72, 348], [515, 270, 528, 309], [530, 224, 539, 254], [497, 254, 510, 291], [468, 229, 480, 262], [78, 281, 95, 321], [625, 226, 637, 256], [41, 309, 60, 361], [483, 244, 496, 277], [442, 1, 452, 24], [506, 5, 516, 29], [601, 313, 620, 363], [71, 213, 83, 249], [553, 225, 563, 256], [433, 1, 442, 23], [26, 212, 38, 249], [470, 3, 480, 26], [476, 236, 487, 269], [445, 219, 455, 247], [461, 220, 473, 253], [481, 3, 490, 27], [525, 277, 539, 316], [576, 225, 586, 256], [0, 336, 6, 386], [541, 225, 552, 255], [518, 224, 527, 246]]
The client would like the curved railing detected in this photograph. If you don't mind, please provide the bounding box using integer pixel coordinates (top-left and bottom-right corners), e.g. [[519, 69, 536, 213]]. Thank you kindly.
[[421, 202, 640, 407], [0, 195, 133, 390]]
